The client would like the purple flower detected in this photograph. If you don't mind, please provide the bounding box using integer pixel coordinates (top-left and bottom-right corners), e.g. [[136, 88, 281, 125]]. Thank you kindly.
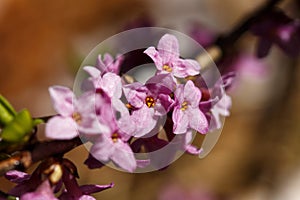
[[90, 133, 136, 172], [210, 93, 232, 130], [88, 94, 137, 172], [20, 180, 58, 200], [182, 130, 202, 155], [189, 22, 216, 48], [60, 168, 113, 200], [94, 53, 123, 74], [251, 10, 300, 57], [46, 86, 109, 139], [199, 74, 234, 131], [120, 74, 175, 137], [172, 80, 208, 134], [144, 34, 201, 78]]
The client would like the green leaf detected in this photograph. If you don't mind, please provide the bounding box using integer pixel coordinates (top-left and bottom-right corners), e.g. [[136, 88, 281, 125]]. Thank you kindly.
[[0, 109, 33, 142], [0, 95, 17, 126]]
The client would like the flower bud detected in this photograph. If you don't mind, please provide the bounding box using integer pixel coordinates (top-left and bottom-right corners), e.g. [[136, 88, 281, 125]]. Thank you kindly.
[[0, 95, 17, 127], [0, 109, 33, 142]]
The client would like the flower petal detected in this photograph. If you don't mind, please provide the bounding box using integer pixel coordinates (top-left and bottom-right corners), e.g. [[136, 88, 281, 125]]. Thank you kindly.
[[184, 130, 202, 155], [144, 47, 163, 69], [110, 140, 137, 172], [80, 183, 114, 195], [20, 180, 58, 200], [84, 154, 105, 169], [187, 108, 209, 134], [184, 80, 201, 107], [129, 105, 157, 137], [157, 34, 180, 63], [5, 170, 30, 184], [172, 107, 189, 134], [90, 135, 114, 162], [101, 72, 122, 98], [46, 116, 79, 139], [49, 86, 74, 116], [123, 82, 147, 108], [83, 66, 101, 79]]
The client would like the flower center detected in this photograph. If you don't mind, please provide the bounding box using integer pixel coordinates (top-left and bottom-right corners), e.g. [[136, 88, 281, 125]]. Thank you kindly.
[[180, 101, 188, 111], [145, 96, 155, 108], [111, 132, 119, 143], [163, 64, 172, 72], [72, 112, 82, 124]]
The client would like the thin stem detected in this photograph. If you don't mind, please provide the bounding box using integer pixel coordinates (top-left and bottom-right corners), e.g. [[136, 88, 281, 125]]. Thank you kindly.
[[216, 0, 282, 57], [0, 137, 83, 176]]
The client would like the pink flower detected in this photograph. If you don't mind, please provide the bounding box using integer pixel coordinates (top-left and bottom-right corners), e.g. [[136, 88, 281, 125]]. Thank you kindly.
[[90, 133, 136, 172], [21, 180, 58, 200], [172, 80, 208, 134], [120, 74, 175, 137], [95, 53, 123, 74], [210, 93, 232, 130], [144, 34, 201, 78], [46, 86, 109, 140], [83, 68, 122, 99], [89, 96, 137, 172], [199, 73, 234, 131]]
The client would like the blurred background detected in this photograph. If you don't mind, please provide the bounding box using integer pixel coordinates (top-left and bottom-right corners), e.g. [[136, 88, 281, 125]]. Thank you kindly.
[[0, 0, 299, 199]]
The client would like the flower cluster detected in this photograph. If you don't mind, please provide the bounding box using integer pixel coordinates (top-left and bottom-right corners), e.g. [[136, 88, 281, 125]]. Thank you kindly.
[[45, 34, 232, 173], [5, 158, 113, 200]]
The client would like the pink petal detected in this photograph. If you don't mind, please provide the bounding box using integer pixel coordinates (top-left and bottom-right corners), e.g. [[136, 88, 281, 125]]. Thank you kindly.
[[180, 59, 201, 76], [101, 72, 122, 98], [83, 66, 101, 79], [187, 108, 208, 134], [129, 105, 157, 137], [90, 135, 114, 162], [172, 107, 189, 134], [174, 84, 185, 104], [123, 83, 147, 108], [49, 86, 74, 116], [21, 180, 58, 200], [157, 34, 180, 63], [144, 47, 163, 69], [5, 170, 30, 183], [45, 116, 79, 139], [172, 59, 200, 78], [184, 130, 202, 155], [78, 195, 96, 200], [146, 73, 176, 92], [110, 140, 137, 172], [103, 53, 114, 66], [184, 80, 201, 107], [95, 54, 107, 72]]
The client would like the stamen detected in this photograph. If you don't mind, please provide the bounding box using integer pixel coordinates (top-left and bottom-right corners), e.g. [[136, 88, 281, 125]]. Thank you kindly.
[[180, 101, 188, 111], [72, 112, 82, 124], [111, 133, 119, 143], [126, 103, 133, 109], [163, 64, 172, 72], [145, 96, 155, 108]]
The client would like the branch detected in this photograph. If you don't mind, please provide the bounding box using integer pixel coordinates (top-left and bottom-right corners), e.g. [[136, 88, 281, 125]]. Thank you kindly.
[[216, 0, 282, 57], [0, 137, 82, 176]]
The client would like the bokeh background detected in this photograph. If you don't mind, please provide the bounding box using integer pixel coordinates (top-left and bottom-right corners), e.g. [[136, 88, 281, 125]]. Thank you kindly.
[[0, 0, 299, 199]]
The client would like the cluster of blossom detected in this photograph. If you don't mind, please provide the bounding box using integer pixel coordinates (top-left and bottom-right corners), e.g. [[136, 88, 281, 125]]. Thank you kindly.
[[44, 34, 232, 173], [4, 158, 113, 200]]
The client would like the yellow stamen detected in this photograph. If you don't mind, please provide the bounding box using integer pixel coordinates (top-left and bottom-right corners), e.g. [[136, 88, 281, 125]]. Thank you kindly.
[[126, 103, 133, 109], [111, 133, 119, 143], [72, 112, 82, 124], [145, 96, 155, 108], [163, 64, 172, 72], [180, 101, 188, 111]]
